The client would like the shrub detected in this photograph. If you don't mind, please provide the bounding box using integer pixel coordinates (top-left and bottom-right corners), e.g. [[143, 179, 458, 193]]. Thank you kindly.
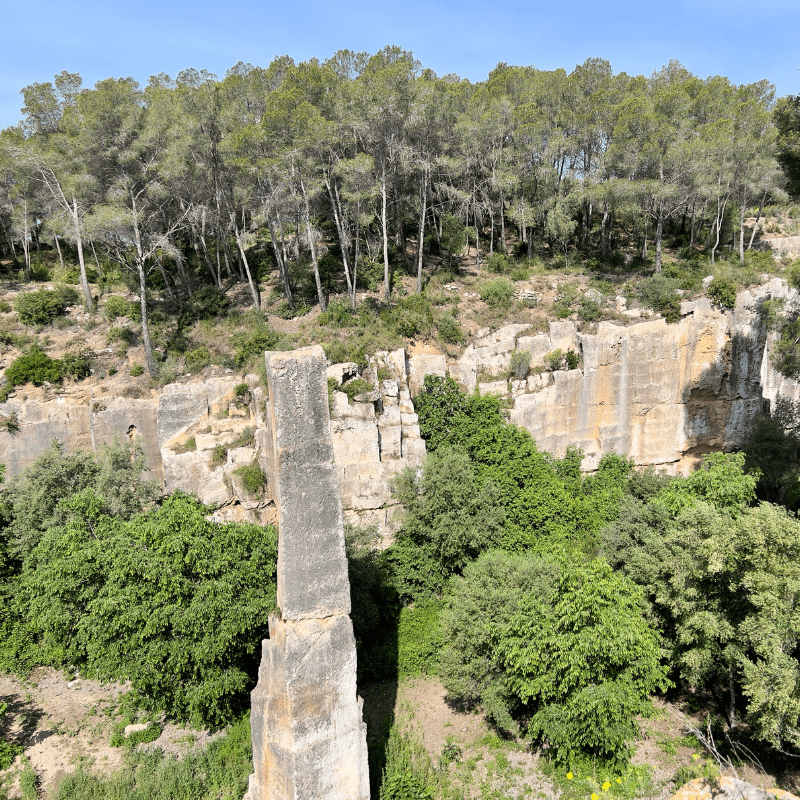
[[0, 701, 22, 769], [578, 296, 602, 322], [3, 348, 62, 391], [231, 327, 282, 369], [184, 346, 211, 372], [707, 277, 737, 309], [130, 364, 144, 376], [342, 378, 373, 402], [436, 314, 464, 345], [107, 326, 135, 346], [387, 294, 434, 339], [179, 286, 230, 325], [479, 278, 514, 308], [485, 252, 513, 274], [546, 349, 563, 371], [103, 295, 130, 322], [60, 351, 91, 380], [318, 297, 356, 328], [15, 289, 75, 326], [565, 348, 579, 370], [511, 266, 530, 281], [509, 349, 531, 380], [637, 274, 681, 322], [0, 302, 11, 314], [233, 463, 266, 497], [210, 444, 227, 468]]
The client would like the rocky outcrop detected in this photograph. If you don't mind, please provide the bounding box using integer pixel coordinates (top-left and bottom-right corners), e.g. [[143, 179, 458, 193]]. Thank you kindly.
[[448, 278, 798, 473], [0, 280, 797, 525], [670, 776, 799, 800], [245, 346, 369, 800]]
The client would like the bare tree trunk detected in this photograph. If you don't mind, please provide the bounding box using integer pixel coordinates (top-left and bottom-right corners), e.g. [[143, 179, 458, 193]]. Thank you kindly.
[[130, 193, 158, 378], [654, 204, 664, 273], [230, 213, 260, 311], [600, 199, 609, 257], [416, 167, 427, 294], [688, 201, 697, 251], [738, 190, 746, 263], [71, 199, 93, 311], [499, 195, 507, 254], [380, 156, 390, 301], [53, 234, 64, 270], [155, 255, 176, 304], [325, 177, 354, 308], [299, 177, 326, 312], [267, 213, 293, 310], [488, 205, 495, 256], [748, 191, 767, 251]]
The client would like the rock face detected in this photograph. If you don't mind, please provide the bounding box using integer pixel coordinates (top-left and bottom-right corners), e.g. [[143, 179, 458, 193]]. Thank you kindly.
[[0, 280, 798, 526], [448, 279, 800, 473], [245, 346, 369, 800], [670, 776, 799, 800]]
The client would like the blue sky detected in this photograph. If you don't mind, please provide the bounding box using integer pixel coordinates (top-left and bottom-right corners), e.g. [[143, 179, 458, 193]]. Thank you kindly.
[[2, 0, 799, 129]]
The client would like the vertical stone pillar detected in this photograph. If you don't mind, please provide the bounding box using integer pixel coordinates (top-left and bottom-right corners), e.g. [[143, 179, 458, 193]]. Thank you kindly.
[[245, 345, 370, 800]]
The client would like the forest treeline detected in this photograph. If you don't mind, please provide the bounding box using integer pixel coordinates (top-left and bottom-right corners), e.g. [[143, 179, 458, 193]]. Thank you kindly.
[[1, 48, 799, 376]]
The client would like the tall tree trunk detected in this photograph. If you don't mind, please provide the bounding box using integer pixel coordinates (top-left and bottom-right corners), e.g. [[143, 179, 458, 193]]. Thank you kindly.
[[499, 195, 507, 254], [738, 190, 746, 263], [380, 156, 390, 301], [22, 201, 30, 281], [325, 177, 354, 307], [416, 168, 428, 294], [748, 191, 767, 251], [155, 255, 176, 304], [53, 234, 64, 270], [600, 199, 609, 257], [130, 193, 158, 378], [230, 213, 260, 311], [688, 201, 697, 251], [267, 213, 293, 310], [488, 205, 495, 256], [654, 204, 664, 273], [299, 177, 326, 312], [71, 199, 93, 311]]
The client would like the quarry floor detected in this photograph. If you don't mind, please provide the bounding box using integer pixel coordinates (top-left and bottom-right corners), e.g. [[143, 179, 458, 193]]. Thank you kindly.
[[2, 668, 797, 799]]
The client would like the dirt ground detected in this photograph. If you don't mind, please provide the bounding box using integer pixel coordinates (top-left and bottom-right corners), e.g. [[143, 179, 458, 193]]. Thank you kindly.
[[0, 668, 223, 799]]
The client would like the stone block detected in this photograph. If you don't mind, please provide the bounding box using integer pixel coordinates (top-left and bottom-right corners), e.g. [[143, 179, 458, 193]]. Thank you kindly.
[[263, 347, 350, 621]]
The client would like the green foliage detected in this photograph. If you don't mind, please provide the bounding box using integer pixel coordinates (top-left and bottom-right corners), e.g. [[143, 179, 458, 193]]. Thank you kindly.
[[233, 463, 266, 497], [20, 491, 277, 727], [110, 722, 163, 749], [742, 415, 799, 508], [0, 302, 12, 313], [509, 349, 530, 380], [185, 346, 211, 371], [3, 347, 62, 392], [485, 252, 513, 274], [231, 325, 282, 369], [478, 278, 514, 308], [546, 348, 563, 371], [379, 727, 434, 800], [565, 348, 579, 369], [707, 277, 737, 309], [318, 297, 356, 327], [103, 295, 130, 322], [52, 712, 253, 800], [210, 444, 227, 468], [578, 296, 602, 322], [0, 701, 22, 770], [388, 294, 434, 339], [61, 350, 92, 380], [129, 364, 144, 376], [435, 313, 464, 345], [500, 559, 668, 764], [773, 317, 800, 380], [342, 377, 373, 402], [15, 287, 79, 326], [179, 286, 230, 325], [637, 275, 681, 322], [439, 214, 467, 261]]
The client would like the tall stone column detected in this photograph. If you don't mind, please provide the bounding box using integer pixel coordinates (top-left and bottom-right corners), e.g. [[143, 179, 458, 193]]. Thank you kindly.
[[244, 345, 370, 800]]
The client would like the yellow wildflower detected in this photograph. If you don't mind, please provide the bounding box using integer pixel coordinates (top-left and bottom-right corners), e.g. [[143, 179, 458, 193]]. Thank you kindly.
[[692, 753, 700, 760], [567, 773, 573, 780], [616, 778, 622, 784], [592, 793, 600, 800], [602, 782, 611, 792]]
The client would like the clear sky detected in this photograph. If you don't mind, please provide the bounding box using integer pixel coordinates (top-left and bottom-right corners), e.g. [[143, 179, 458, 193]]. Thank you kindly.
[[2, 0, 799, 130]]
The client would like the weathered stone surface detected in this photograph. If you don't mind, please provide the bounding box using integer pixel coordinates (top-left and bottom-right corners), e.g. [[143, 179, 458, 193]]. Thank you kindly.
[[247, 615, 369, 800], [670, 776, 799, 800], [263, 346, 351, 621], [247, 345, 369, 800], [406, 344, 446, 395]]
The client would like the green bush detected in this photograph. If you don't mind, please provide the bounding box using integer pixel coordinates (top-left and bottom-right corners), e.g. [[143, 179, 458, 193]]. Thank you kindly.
[[565, 348, 579, 370], [546, 349, 563, 371], [231, 326, 282, 369], [0, 701, 22, 769], [179, 286, 230, 325], [107, 326, 135, 346], [3, 348, 62, 394], [0, 302, 11, 314], [485, 252, 513, 274], [707, 277, 737, 309], [478, 278, 514, 308], [509, 349, 531, 380], [62, 265, 99, 284], [637, 275, 681, 322], [19, 491, 278, 728], [436, 314, 464, 345], [103, 295, 130, 322], [15, 288, 77, 326], [578, 296, 602, 322], [130, 364, 144, 376], [185, 346, 211, 372], [318, 298, 357, 328], [61, 351, 91, 380], [387, 294, 434, 339], [342, 378, 373, 402], [233, 463, 266, 497]]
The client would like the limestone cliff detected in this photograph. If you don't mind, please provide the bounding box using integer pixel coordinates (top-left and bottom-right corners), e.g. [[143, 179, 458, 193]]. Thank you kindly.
[[0, 279, 797, 529]]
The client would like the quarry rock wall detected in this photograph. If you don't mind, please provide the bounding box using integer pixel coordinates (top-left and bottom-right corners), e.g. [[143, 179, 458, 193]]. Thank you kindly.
[[0, 279, 797, 531]]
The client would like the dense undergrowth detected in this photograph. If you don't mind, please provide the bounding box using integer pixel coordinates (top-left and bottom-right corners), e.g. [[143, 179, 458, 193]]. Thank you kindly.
[[0, 373, 799, 798]]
